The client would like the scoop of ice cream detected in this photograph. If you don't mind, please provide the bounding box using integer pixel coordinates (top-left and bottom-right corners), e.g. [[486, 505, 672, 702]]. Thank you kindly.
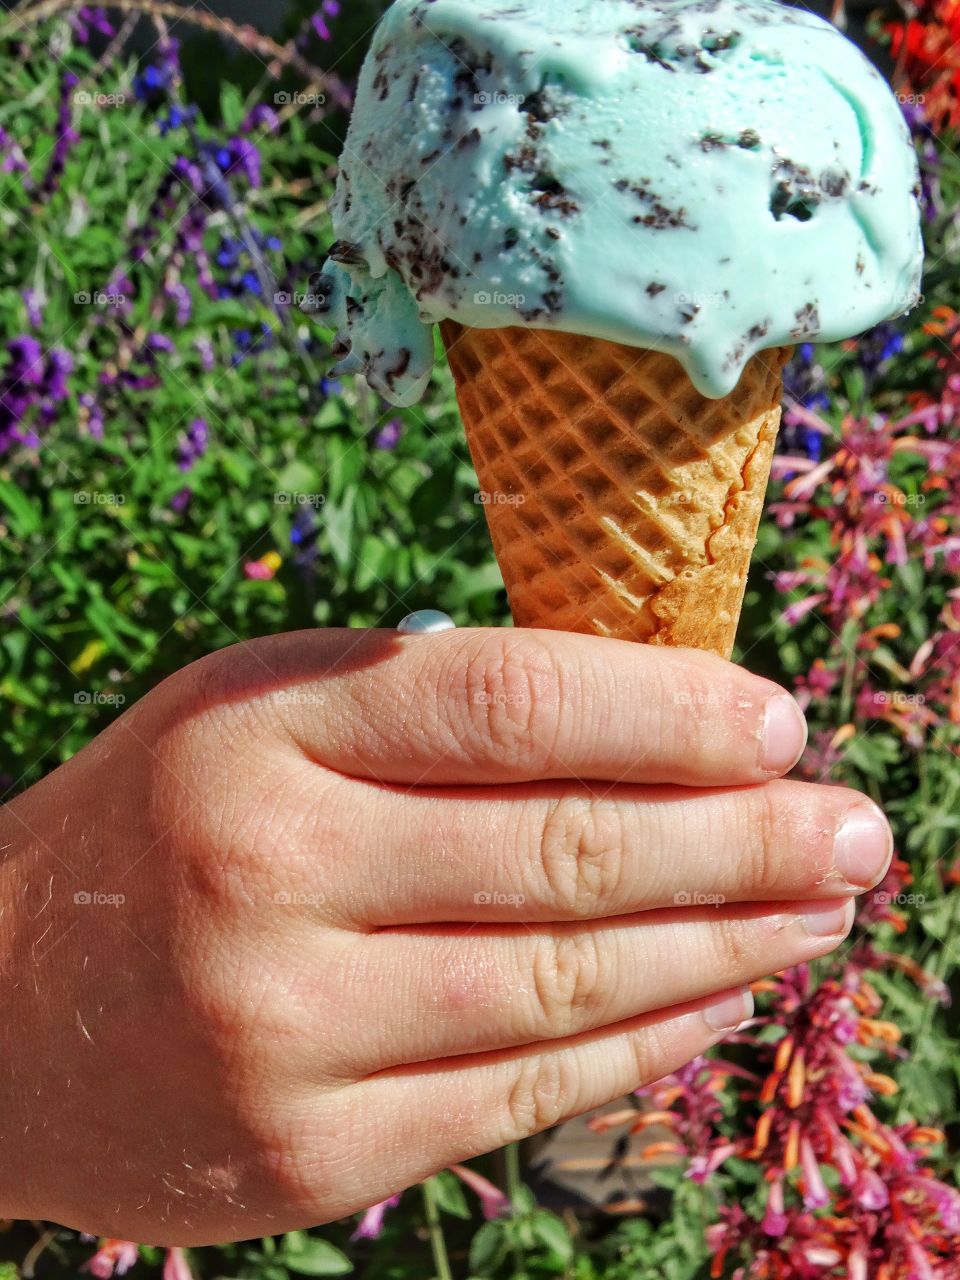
[[311, 0, 923, 406]]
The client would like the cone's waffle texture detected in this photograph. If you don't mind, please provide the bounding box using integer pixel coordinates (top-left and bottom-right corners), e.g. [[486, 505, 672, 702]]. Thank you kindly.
[[442, 321, 789, 660]]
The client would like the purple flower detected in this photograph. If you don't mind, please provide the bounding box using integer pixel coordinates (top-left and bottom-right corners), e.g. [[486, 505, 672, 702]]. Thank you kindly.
[[177, 417, 209, 471], [231, 137, 261, 188], [373, 418, 403, 450], [308, 0, 342, 40], [194, 337, 215, 371], [80, 393, 104, 440], [45, 348, 73, 401], [0, 127, 27, 174], [70, 7, 114, 42], [39, 74, 80, 201], [242, 104, 280, 134], [8, 336, 44, 385], [22, 289, 43, 328], [164, 280, 192, 326]]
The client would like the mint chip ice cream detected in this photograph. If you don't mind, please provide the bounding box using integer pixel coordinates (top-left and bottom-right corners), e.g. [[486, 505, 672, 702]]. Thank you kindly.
[[309, 0, 923, 406]]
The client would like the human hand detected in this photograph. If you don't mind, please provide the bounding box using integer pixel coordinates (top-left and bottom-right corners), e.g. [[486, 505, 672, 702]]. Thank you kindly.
[[0, 628, 892, 1244]]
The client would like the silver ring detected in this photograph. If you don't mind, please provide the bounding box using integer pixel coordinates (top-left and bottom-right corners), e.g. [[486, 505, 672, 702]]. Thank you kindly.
[[397, 610, 457, 635]]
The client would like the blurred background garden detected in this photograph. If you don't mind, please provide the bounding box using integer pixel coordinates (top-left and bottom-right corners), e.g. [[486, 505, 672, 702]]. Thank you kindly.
[[0, 0, 959, 1275]]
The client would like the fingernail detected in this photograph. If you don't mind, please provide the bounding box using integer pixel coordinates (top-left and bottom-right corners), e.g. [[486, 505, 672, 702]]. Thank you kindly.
[[703, 987, 754, 1032], [801, 900, 853, 938], [759, 694, 808, 774], [834, 803, 894, 888]]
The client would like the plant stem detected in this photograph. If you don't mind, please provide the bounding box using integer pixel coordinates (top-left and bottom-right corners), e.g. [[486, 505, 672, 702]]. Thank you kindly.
[[6, 0, 351, 99], [504, 1143, 528, 1278], [422, 1178, 453, 1280], [504, 1141, 524, 1206], [839, 623, 858, 722]]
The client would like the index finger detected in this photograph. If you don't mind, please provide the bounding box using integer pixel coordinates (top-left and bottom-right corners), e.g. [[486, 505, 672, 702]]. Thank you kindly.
[[255, 627, 807, 787]]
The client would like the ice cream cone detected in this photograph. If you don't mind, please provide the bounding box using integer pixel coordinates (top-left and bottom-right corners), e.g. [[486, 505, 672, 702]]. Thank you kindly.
[[441, 321, 790, 660]]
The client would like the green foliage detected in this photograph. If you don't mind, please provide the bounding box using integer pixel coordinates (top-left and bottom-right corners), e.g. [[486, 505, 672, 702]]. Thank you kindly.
[[1, 6, 959, 1279]]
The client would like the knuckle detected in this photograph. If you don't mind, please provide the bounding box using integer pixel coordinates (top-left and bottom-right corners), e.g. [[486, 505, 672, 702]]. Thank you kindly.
[[712, 914, 755, 975], [626, 1020, 676, 1088], [537, 796, 628, 916], [649, 652, 752, 769], [738, 783, 827, 898], [452, 632, 564, 765], [501, 1051, 571, 1142], [530, 930, 606, 1038], [738, 787, 782, 898]]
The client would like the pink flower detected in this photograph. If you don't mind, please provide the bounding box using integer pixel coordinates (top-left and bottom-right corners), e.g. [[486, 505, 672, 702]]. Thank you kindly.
[[85, 1241, 139, 1278], [853, 1166, 889, 1210], [351, 1193, 402, 1240], [163, 1249, 192, 1280], [687, 1142, 736, 1182], [761, 1177, 788, 1237], [847, 1234, 870, 1280], [799, 1136, 830, 1209], [449, 1164, 509, 1219], [780, 593, 828, 626]]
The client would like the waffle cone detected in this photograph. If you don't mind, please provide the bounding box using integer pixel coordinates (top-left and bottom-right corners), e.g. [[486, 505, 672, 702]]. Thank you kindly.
[[441, 322, 789, 660]]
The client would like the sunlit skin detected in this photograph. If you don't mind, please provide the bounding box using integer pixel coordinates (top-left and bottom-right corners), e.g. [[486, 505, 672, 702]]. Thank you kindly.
[[0, 628, 893, 1245]]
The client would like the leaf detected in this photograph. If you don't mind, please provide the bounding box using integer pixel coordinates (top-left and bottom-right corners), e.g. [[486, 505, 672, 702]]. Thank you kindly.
[[468, 1221, 508, 1277], [531, 1210, 574, 1262], [0, 475, 42, 536], [322, 491, 357, 576], [219, 83, 246, 133], [429, 1170, 471, 1220], [280, 1233, 353, 1276], [511, 1183, 537, 1215]]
